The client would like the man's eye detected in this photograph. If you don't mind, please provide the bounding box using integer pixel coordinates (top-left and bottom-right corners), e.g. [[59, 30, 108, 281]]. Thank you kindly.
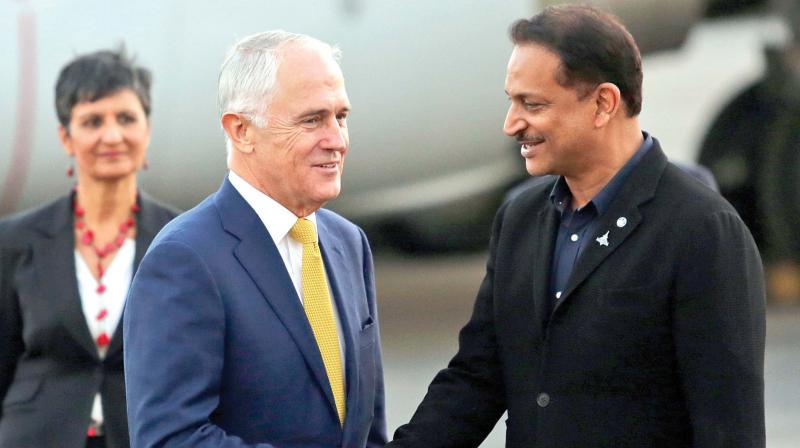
[[524, 102, 543, 110], [302, 117, 321, 126]]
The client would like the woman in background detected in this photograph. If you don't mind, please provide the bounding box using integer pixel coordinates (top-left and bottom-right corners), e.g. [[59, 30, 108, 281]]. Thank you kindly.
[[0, 48, 178, 448]]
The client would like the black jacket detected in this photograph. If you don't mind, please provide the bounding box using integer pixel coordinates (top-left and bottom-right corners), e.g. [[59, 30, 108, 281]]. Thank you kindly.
[[389, 140, 766, 447], [0, 191, 178, 448]]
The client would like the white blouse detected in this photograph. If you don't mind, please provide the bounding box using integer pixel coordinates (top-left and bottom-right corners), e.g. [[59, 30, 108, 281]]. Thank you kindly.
[[74, 238, 135, 428]]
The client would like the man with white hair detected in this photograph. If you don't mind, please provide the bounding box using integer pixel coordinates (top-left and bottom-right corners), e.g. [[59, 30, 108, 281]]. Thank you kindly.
[[124, 31, 387, 447]]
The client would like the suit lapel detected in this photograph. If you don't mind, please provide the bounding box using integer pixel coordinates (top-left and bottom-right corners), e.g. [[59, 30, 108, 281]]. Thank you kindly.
[[216, 179, 338, 413], [317, 215, 359, 429], [531, 205, 560, 337], [33, 195, 100, 358], [555, 142, 669, 311], [132, 194, 160, 272], [556, 207, 643, 308]]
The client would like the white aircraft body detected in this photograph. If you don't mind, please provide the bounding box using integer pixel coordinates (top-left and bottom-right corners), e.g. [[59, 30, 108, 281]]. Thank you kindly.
[[0, 0, 788, 249]]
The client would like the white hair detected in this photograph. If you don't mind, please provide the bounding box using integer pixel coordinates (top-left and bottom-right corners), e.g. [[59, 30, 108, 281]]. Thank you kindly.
[[217, 30, 342, 159]]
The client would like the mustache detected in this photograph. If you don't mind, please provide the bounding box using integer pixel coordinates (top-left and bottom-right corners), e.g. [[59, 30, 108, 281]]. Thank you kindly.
[[515, 134, 544, 144]]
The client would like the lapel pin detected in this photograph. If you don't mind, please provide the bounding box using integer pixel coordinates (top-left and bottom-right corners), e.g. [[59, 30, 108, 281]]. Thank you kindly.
[[596, 230, 610, 247], [616, 217, 627, 228]]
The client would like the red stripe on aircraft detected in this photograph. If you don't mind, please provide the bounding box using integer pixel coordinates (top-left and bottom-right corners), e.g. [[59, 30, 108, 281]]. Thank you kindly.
[[0, 9, 36, 216]]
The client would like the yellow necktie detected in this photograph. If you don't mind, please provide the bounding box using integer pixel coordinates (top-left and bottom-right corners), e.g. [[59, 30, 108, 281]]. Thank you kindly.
[[289, 218, 346, 425]]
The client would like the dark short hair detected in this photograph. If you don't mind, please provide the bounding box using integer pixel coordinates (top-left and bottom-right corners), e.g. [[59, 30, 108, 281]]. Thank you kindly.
[[55, 48, 152, 128], [510, 4, 642, 116]]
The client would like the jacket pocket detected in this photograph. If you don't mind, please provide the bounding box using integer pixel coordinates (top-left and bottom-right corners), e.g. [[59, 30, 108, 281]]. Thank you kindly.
[[2, 378, 42, 407], [358, 316, 376, 349]]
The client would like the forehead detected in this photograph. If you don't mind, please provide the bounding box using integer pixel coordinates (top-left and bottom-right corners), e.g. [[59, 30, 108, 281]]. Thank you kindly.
[[272, 43, 349, 110], [505, 43, 563, 89]]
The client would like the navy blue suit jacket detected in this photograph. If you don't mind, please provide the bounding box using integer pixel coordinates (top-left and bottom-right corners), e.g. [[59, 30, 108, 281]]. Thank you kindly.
[[124, 178, 387, 447]]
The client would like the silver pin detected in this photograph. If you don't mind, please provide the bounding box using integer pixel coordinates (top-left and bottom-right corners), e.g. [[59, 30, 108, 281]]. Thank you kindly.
[[596, 231, 610, 247], [616, 217, 627, 228]]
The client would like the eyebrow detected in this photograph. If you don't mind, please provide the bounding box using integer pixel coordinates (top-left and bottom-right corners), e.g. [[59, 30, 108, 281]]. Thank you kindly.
[[297, 107, 351, 119], [74, 108, 136, 119], [506, 89, 549, 102]]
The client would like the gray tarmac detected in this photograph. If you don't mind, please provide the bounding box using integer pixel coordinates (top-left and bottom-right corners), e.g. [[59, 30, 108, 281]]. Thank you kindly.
[[375, 252, 800, 447]]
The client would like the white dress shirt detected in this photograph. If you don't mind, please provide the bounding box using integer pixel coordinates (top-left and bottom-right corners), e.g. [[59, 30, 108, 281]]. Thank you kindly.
[[228, 171, 347, 370], [75, 238, 135, 428]]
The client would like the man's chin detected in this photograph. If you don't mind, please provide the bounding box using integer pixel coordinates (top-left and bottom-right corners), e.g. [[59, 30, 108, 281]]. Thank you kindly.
[[525, 161, 550, 177], [313, 185, 342, 205]]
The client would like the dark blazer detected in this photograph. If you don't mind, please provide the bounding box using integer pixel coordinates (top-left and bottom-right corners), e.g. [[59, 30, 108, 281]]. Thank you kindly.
[[0, 191, 178, 448], [124, 177, 387, 448], [390, 140, 766, 447]]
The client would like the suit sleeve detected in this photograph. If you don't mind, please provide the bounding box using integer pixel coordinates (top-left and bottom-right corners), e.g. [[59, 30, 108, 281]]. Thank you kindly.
[[0, 231, 25, 420], [388, 205, 508, 447], [124, 241, 281, 448], [360, 228, 389, 448], [673, 210, 766, 447]]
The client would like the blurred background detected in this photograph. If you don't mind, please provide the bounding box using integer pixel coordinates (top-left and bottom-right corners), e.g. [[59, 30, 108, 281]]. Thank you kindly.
[[1, 0, 798, 446]]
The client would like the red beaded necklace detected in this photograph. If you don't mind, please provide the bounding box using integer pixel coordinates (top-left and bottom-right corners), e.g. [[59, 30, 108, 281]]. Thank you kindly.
[[73, 195, 140, 349]]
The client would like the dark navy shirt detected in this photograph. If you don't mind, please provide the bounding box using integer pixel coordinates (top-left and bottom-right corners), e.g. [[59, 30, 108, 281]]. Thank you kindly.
[[547, 133, 653, 315]]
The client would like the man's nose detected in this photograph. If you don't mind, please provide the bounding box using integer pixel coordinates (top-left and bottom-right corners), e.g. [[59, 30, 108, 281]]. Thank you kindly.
[[322, 119, 347, 151], [503, 104, 524, 137]]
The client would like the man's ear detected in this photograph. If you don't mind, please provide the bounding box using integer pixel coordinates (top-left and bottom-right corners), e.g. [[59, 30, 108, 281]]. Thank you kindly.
[[221, 113, 255, 154], [593, 82, 622, 128]]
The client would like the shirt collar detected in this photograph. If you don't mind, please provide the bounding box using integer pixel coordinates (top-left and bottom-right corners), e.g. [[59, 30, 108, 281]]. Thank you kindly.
[[549, 131, 653, 215], [549, 176, 572, 213], [228, 170, 316, 245]]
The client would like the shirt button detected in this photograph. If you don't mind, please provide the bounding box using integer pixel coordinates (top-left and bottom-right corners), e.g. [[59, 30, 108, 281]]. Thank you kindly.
[[537, 393, 550, 408], [555, 291, 562, 299], [570, 234, 579, 242]]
